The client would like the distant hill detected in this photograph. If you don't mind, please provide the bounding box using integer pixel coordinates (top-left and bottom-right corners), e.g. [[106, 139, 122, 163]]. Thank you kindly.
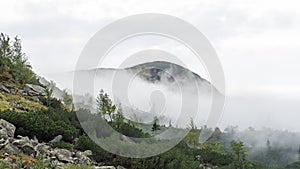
[[78, 61, 221, 96]]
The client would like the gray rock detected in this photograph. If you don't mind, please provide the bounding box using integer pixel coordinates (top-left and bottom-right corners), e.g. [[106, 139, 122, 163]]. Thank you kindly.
[[35, 143, 50, 156], [0, 119, 16, 138], [10, 89, 18, 95], [12, 135, 35, 155], [0, 84, 10, 93], [0, 119, 109, 167], [0, 129, 8, 139], [33, 136, 38, 142], [0, 138, 9, 148], [53, 148, 73, 163], [9, 102, 29, 111], [95, 166, 116, 169], [31, 136, 39, 146], [82, 150, 92, 156], [12, 135, 31, 147], [50, 135, 63, 144], [21, 143, 35, 155], [19, 89, 25, 94], [75, 151, 92, 165], [73, 137, 79, 144], [117, 166, 126, 169], [51, 160, 65, 168], [24, 84, 46, 96], [2, 143, 21, 155]]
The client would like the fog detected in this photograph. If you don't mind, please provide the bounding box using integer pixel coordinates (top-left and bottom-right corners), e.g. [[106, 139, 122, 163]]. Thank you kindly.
[[51, 66, 216, 128], [46, 64, 300, 134], [221, 94, 300, 132], [43, 64, 299, 134], [43, 63, 300, 165]]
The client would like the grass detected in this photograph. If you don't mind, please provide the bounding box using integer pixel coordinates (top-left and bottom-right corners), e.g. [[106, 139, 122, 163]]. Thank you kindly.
[[63, 164, 95, 169], [19, 98, 47, 111], [0, 93, 47, 112], [0, 93, 7, 100], [3, 93, 22, 102], [0, 100, 12, 111]]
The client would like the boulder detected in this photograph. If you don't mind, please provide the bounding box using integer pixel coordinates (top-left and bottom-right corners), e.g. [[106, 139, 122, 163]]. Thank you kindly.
[[31, 136, 39, 146], [74, 151, 92, 165], [2, 143, 21, 155], [0, 138, 9, 148], [12, 135, 31, 147], [82, 150, 92, 156], [34, 143, 50, 156], [0, 129, 8, 140], [51, 159, 65, 168], [18, 89, 27, 96], [49, 135, 63, 144], [12, 135, 35, 155], [0, 119, 16, 139], [53, 148, 73, 163], [10, 88, 18, 95], [21, 143, 35, 155], [0, 84, 10, 93], [75, 151, 92, 165], [24, 84, 46, 96]]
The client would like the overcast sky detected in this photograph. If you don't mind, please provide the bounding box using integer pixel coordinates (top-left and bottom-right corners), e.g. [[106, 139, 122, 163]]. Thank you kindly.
[[1, 0, 300, 131]]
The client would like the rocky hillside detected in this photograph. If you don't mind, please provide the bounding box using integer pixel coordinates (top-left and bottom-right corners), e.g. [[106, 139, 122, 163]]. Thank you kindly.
[[0, 33, 126, 169], [0, 83, 47, 112], [0, 119, 124, 169]]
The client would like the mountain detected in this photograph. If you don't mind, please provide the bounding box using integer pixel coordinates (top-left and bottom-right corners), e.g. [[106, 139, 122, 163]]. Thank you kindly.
[[126, 61, 206, 83], [82, 61, 220, 96], [127, 61, 219, 93]]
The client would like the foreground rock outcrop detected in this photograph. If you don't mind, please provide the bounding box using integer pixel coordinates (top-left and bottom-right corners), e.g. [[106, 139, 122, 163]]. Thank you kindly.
[[0, 119, 123, 169], [0, 83, 46, 97]]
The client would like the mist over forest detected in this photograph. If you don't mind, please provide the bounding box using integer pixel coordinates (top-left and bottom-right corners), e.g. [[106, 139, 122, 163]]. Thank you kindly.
[[43, 61, 300, 167]]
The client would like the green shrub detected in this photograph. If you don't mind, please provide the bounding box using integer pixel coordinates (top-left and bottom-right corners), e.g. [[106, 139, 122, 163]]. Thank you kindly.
[[0, 160, 11, 168], [54, 141, 74, 149], [286, 161, 300, 169], [75, 135, 114, 162], [0, 110, 79, 142], [116, 123, 150, 139]]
